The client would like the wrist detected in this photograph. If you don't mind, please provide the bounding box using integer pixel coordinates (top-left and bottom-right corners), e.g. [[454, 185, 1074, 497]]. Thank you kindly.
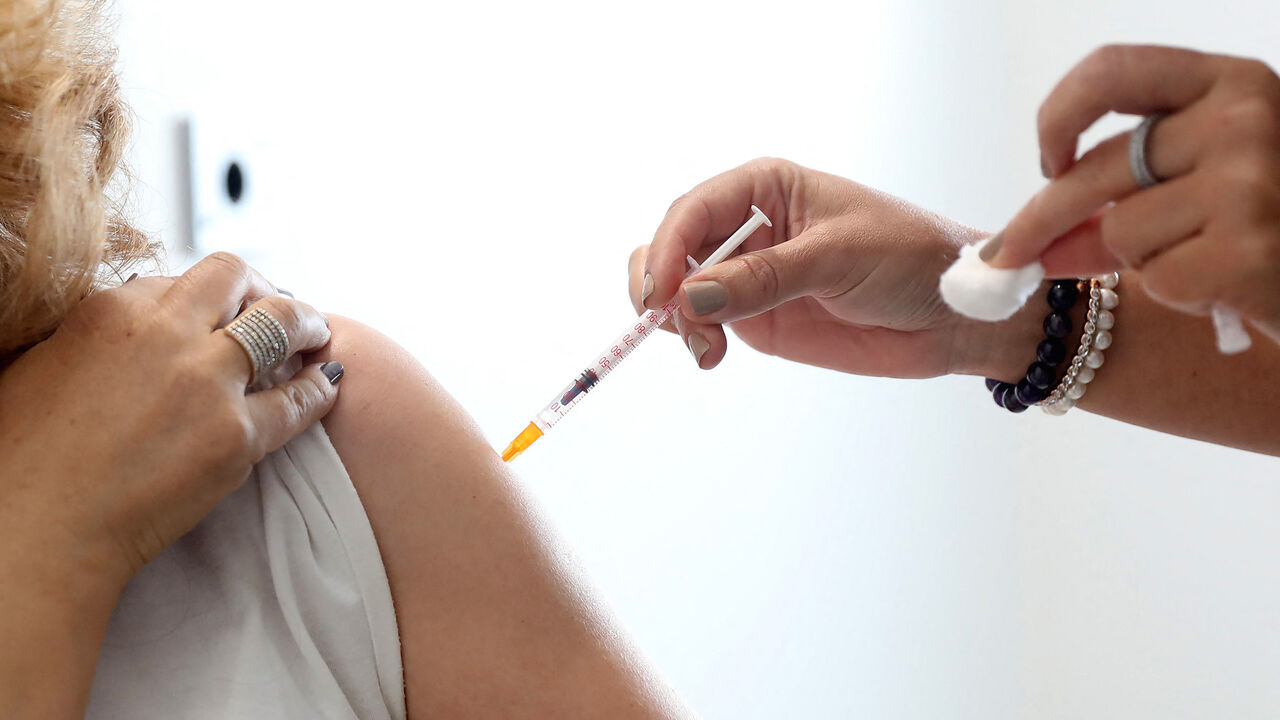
[[951, 279, 1090, 381], [950, 281, 1053, 380], [0, 506, 130, 615], [0, 511, 124, 719]]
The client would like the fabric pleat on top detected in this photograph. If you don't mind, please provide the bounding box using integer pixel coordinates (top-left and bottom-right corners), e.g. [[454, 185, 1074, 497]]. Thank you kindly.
[[86, 423, 405, 720]]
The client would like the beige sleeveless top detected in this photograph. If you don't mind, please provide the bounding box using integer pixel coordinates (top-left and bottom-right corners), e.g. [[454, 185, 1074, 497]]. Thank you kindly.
[[85, 423, 405, 719]]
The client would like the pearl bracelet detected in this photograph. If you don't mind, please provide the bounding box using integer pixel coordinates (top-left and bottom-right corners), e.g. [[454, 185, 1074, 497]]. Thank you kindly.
[[1040, 272, 1119, 415]]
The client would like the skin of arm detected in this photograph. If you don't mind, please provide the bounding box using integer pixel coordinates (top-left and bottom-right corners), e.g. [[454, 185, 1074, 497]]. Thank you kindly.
[[311, 317, 692, 719], [958, 273, 1280, 456], [0, 520, 125, 719]]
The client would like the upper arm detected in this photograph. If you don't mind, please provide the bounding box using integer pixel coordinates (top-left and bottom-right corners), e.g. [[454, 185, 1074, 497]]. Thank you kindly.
[[309, 316, 690, 719]]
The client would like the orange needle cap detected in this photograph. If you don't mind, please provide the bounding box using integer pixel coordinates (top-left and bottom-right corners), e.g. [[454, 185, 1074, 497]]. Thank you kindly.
[[500, 422, 544, 462]]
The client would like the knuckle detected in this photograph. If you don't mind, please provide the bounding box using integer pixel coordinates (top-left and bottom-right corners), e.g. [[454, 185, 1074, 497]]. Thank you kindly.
[[66, 288, 131, 331], [1087, 43, 1122, 62], [666, 192, 692, 214], [748, 157, 800, 192], [168, 358, 213, 396], [1099, 44, 1129, 66], [736, 252, 781, 303], [283, 382, 310, 415], [746, 156, 790, 175], [1075, 136, 1123, 183], [1220, 96, 1279, 143], [211, 405, 255, 458], [1082, 45, 1123, 85], [256, 295, 306, 335], [84, 286, 128, 311], [1215, 161, 1274, 217], [283, 376, 325, 420], [205, 251, 249, 279], [1230, 58, 1280, 93]]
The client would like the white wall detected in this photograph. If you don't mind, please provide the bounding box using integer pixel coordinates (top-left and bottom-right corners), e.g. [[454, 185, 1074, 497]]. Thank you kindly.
[[113, 1, 1280, 717]]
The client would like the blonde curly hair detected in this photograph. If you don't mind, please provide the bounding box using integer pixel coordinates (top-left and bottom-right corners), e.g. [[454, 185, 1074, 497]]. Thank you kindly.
[[0, 0, 154, 360]]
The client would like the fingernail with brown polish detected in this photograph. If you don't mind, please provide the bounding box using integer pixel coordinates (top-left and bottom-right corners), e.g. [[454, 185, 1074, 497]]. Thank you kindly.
[[320, 361, 344, 385], [683, 280, 728, 316], [979, 232, 1004, 263], [640, 273, 655, 305], [687, 334, 710, 367], [124, 272, 139, 284]]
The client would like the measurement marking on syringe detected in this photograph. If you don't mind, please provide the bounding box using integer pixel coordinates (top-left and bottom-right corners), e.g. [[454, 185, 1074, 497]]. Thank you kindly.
[[500, 206, 772, 461], [540, 303, 679, 428]]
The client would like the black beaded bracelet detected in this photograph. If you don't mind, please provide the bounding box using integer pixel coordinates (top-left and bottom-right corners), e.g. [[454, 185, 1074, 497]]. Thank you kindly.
[[985, 279, 1080, 413]]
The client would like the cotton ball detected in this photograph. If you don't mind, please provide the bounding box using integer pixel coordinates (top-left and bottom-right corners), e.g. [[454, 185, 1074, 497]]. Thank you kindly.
[[939, 238, 1045, 322]]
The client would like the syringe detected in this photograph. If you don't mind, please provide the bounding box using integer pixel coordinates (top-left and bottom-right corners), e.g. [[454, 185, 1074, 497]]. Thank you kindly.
[[500, 205, 773, 461]]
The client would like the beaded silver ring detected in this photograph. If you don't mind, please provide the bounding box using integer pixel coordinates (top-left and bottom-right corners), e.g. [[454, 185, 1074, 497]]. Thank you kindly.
[[224, 307, 290, 385]]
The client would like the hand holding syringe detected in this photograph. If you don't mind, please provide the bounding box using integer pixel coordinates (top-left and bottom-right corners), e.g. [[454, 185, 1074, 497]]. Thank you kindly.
[[500, 205, 772, 461]]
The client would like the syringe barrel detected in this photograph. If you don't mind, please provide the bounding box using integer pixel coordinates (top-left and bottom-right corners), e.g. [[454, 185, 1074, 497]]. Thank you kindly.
[[533, 298, 678, 431], [528, 205, 772, 435]]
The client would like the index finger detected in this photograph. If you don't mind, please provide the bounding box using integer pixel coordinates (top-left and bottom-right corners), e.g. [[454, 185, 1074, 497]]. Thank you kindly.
[[1039, 45, 1221, 177], [643, 159, 790, 309], [166, 252, 279, 327], [991, 102, 1202, 269]]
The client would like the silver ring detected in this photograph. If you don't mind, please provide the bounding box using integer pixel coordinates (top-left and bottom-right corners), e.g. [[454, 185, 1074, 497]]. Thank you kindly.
[[1129, 113, 1168, 189], [224, 307, 290, 384]]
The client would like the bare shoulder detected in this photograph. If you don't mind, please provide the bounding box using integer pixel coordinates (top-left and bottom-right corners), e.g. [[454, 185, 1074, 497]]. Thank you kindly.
[[305, 315, 689, 719], [311, 315, 498, 473]]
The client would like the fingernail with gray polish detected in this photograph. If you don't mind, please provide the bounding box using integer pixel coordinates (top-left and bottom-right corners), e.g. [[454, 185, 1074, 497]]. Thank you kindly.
[[276, 287, 294, 298], [979, 232, 1004, 263], [687, 334, 710, 367], [640, 273, 655, 305], [1040, 153, 1052, 179], [320, 361, 344, 385], [683, 280, 728, 316]]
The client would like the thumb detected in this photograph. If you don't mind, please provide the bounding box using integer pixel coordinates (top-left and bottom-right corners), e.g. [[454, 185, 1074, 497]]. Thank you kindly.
[[677, 232, 846, 324], [246, 361, 343, 457]]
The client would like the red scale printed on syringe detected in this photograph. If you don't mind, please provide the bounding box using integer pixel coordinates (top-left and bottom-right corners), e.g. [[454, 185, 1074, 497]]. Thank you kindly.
[[537, 305, 672, 428], [500, 206, 772, 462]]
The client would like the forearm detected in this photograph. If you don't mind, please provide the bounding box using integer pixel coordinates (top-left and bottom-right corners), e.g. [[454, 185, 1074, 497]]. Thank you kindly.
[[1, 522, 122, 719], [959, 273, 1280, 456]]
